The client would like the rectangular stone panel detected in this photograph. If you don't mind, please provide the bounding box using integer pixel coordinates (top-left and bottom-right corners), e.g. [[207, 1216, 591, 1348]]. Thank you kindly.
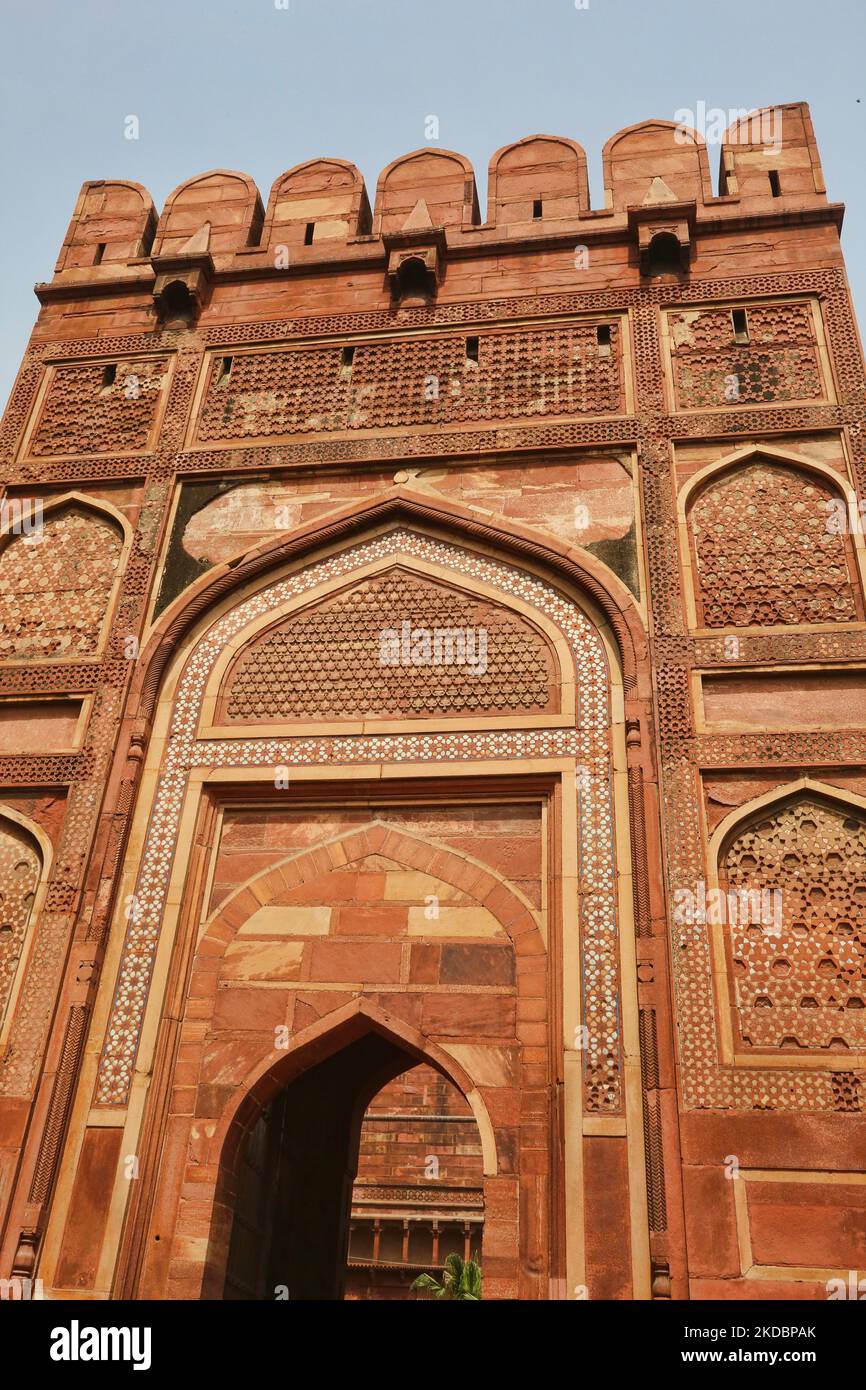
[[27, 358, 169, 457], [192, 321, 624, 445], [746, 1177, 866, 1269], [665, 301, 825, 410], [54, 1127, 124, 1289], [0, 698, 84, 752], [701, 670, 866, 730]]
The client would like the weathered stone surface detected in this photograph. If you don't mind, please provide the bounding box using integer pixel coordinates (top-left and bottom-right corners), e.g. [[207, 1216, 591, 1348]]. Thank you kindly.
[[0, 105, 864, 1305]]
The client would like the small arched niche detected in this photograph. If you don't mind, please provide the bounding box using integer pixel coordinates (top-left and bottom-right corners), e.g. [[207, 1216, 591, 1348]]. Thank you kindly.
[[646, 231, 684, 278], [713, 784, 866, 1056]]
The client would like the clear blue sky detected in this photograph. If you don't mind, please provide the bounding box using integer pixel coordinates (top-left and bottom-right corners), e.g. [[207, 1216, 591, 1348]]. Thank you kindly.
[[1, 0, 864, 410]]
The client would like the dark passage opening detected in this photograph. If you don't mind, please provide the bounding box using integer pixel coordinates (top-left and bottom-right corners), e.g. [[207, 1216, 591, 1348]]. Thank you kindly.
[[222, 1031, 483, 1301]]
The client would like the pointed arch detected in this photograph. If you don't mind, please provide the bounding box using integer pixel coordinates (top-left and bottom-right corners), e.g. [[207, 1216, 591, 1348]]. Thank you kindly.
[[677, 444, 866, 630], [74, 475, 651, 1303], [679, 442, 860, 514], [200, 818, 544, 953], [208, 995, 498, 1177], [0, 488, 133, 552], [0, 805, 52, 1045], [133, 489, 645, 722], [202, 555, 573, 734], [195, 996, 497, 1299], [708, 775, 866, 866], [0, 492, 131, 661]]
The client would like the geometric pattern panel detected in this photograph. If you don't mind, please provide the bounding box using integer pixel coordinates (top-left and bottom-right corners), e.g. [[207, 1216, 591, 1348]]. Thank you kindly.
[[689, 463, 860, 628], [29, 359, 168, 457], [221, 567, 559, 722], [94, 530, 619, 1114], [0, 820, 41, 1029], [668, 301, 823, 410], [195, 323, 623, 442], [722, 797, 866, 1052], [0, 507, 124, 660]]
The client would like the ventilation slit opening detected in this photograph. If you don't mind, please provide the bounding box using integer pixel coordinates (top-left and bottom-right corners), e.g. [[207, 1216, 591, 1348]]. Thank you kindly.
[[596, 324, 612, 356], [341, 346, 356, 372], [304, 222, 315, 246], [100, 364, 117, 392], [465, 336, 479, 364], [768, 170, 781, 197], [532, 198, 543, 220], [215, 356, 233, 386], [94, 243, 106, 265], [731, 308, 750, 344]]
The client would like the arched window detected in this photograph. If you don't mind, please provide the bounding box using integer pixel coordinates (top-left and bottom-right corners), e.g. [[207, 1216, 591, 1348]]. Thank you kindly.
[[646, 232, 683, 278], [394, 255, 431, 303], [157, 279, 195, 329]]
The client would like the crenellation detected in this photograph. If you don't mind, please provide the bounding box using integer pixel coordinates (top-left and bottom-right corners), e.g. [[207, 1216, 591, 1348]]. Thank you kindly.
[[487, 135, 590, 229], [150, 169, 265, 259], [55, 179, 157, 274], [602, 118, 714, 212], [43, 104, 837, 299]]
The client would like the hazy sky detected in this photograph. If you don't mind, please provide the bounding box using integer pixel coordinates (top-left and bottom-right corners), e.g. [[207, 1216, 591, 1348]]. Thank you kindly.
[[1, 0, 864, 408]]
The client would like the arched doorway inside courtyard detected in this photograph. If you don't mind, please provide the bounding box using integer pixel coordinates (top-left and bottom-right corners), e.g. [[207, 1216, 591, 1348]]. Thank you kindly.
[[346, 1062, 484, 1300], [220, 1027, 485, 1301]]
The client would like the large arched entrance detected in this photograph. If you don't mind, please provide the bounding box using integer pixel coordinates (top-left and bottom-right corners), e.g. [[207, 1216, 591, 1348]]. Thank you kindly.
[[35, 503, 654, 1303], [198, 1000, 495, 1300]]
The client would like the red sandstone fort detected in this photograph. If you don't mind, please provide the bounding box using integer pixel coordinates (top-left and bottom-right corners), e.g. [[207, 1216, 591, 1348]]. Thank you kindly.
[[0, 104, 864, 1300]]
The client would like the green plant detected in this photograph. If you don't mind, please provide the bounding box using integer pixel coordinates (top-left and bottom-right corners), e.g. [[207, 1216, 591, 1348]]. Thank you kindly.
[[411, 1252, 483, 1300]]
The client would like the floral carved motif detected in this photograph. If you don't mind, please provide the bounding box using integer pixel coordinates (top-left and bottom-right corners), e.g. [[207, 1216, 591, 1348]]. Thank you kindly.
[[0, 508, 124, 660], [722, 797, 866, 1052], [689, 463, 860, 628]]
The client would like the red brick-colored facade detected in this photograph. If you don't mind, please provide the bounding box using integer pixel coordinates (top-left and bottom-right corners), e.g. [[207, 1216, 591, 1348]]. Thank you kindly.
[[0, 105, 865, 1301]]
